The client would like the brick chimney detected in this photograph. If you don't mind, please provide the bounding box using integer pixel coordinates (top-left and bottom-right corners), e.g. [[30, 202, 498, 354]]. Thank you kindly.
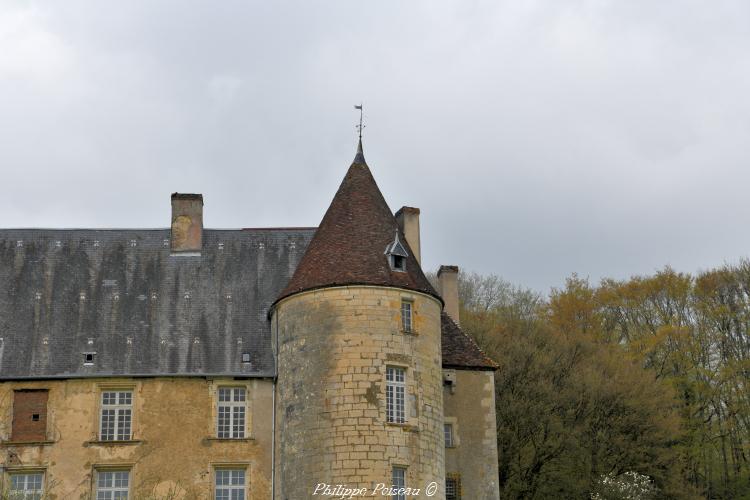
[[395, 206, 421, 265], [171, 193, 203, 254], [438, 265, 460, 325]]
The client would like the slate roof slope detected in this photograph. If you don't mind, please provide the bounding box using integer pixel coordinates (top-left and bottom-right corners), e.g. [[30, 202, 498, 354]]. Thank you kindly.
[[276, 141, 440, 305], [0, 228, 314, 379], [441, 313, 498, 370]]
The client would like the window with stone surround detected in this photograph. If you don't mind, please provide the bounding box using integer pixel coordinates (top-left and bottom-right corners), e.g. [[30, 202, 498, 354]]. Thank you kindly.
[[214, 468, 246, 500], [8, 471, 44, 500], [386, 366, 406, 424], [391, 466, 406, 500], [444, 423, 454, 447], [446, 475, 461, 500], [99, 391, 132, 441], [217, 387, 246, 439], [95, 470, 130, 500], [401, 300, 413, 332]]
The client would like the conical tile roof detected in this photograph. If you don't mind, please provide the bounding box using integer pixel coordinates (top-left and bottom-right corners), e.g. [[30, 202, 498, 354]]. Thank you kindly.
[[275, 141, 440, 305]]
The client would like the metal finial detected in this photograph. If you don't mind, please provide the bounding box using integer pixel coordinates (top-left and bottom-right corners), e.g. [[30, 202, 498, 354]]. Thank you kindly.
[[352, 103, 367, 164], [354, 103, 365, 140]]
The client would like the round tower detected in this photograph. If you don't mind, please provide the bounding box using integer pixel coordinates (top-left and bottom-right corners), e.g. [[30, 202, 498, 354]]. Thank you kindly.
[[271, 141, 445, 499]]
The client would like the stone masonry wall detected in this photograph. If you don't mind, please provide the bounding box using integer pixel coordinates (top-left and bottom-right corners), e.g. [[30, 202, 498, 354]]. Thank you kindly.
[[0, 377, 273, 499], [444, 369, 500, 499], [273, 286, 445, 499]]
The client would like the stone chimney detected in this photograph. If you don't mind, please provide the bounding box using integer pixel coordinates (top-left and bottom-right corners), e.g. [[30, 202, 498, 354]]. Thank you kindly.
[[171, 193, 203, 254], [395, 206, 421, 265], [438, 265, 460, 325]]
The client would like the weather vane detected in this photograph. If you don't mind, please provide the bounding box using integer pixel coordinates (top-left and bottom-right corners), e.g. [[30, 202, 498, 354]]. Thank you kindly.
[[354, 103, 364, 140]]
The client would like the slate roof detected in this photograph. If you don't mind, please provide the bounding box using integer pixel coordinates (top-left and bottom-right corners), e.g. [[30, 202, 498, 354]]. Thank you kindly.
[[0, 228, 314, 379], [0, 144, 495, 379], [441, 313, 498, 370], [276, 141, 440, 305]]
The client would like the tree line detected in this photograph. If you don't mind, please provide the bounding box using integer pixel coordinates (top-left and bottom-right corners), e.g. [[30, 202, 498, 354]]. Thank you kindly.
[[452, 262, 750, 499]]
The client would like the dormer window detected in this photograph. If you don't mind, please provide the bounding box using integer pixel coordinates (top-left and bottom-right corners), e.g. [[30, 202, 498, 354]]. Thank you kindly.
[[385, 231, 409, 273], [84, 352, 96, 366], [392, 255, 405, 271]]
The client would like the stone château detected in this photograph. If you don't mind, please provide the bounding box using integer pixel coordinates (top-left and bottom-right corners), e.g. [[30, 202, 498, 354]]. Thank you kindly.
[[0, 140, 499, 499]]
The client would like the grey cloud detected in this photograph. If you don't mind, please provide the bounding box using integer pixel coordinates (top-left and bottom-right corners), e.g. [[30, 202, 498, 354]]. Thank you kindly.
[[1, 0, 749, 292]]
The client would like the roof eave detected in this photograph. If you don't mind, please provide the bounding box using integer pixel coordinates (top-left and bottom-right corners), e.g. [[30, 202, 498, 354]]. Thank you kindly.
[[270, 281, 444, 318]]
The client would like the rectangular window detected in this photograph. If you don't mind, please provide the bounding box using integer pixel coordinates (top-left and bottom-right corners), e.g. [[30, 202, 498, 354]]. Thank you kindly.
[[386, 367, 406, 424], [446, 476, 460, 500], [95, 470, 129, 500], [215, 469, 245, 500], [11, 390, 48, 442], [217, 387, 246, 439], [391, 254, 406, 271], [99, 391, 132, 441], [9, 472, 44, 500], [444, 423, 454, 447], [401, 300, 413, 332], [391, 467, 406, 500]]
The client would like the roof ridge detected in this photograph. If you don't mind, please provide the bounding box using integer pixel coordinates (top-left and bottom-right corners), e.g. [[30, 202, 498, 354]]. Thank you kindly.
[[0, 227, 318, 232]]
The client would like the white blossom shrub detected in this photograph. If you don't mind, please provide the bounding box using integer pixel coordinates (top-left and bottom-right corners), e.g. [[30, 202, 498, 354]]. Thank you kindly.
[[591, 471, 658, 500]]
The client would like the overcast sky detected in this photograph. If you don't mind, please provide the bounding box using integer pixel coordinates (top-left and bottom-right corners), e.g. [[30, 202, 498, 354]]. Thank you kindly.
[[2, 1, 749, 293]]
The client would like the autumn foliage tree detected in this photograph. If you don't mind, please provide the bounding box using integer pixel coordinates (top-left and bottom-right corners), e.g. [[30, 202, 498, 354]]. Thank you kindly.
[[592, 265, 750, 499], [455, 272, 701, 499]]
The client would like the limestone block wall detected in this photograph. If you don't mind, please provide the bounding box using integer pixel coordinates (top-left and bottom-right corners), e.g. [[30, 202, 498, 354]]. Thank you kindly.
[[0, 377, 273, 499], [273, 286, 444, 499], [443, 369, 500, 499]]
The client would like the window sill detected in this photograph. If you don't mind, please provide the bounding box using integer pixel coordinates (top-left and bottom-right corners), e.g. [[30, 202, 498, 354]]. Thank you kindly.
[[84, 439, 143, 447], [400, 329, 418, 336], [386, 422, 419, 433], [0, 440, 55, 447], [203, 437, 255, 443]]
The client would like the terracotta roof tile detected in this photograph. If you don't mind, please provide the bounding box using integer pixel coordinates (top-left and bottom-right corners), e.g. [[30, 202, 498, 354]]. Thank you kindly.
[[275, 143, 440, 305], [441, 313, 498, 370]]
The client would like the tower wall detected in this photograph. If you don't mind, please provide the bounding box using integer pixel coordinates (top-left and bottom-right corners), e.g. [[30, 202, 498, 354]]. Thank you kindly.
[[273, 286, 444, 499]]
